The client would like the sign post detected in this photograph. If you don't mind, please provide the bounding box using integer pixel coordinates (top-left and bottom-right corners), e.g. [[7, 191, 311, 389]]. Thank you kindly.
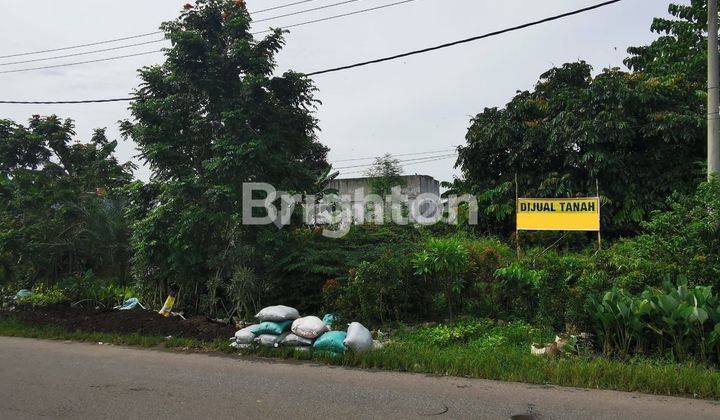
[[515, 173, 521, 257]]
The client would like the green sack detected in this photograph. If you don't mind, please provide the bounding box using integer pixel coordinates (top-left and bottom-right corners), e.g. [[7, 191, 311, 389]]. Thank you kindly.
[[322, 313, 339, 326], [313, 331, 347, 353], [250, 320, 292, 335]]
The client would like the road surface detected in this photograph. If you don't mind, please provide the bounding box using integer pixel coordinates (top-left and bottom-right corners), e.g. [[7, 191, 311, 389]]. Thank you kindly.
[[1, 336, 719, 419]]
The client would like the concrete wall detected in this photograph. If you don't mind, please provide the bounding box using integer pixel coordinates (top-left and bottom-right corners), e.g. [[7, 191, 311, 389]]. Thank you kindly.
[[317, 175, 441, 224], [327, 175, 440, 199]]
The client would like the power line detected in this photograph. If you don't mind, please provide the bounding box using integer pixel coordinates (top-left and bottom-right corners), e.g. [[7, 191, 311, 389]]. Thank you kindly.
[[0, 0, 417, 74], [0, 32, 164, 60], [0, 0, 325, 59], [0, 0, 624, 104], [0, 39, 167, 66], [254, 0, 364, 23], [305, 0, 623, 76], [252, 0, 319, 14], [339, 154, 458, 176], [0, 50, 161, 75], [253, 0, 416, 35], [0, 0, 372, 66], [332, 148, 458, 163], [333, 153, 458, 170]]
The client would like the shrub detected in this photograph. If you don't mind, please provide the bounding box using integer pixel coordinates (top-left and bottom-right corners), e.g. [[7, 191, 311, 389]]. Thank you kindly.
[[591, 281, 720, 364], [598, 180, 720, 292], [494, 263, 542, 320], [461, 238, 512, 316], [333, 245, 422, 324], [413, 237, 470, 322]]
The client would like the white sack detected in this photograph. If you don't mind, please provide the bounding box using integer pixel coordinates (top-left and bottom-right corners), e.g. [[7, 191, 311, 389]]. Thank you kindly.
[[254, 332, 289, 347], [234, 324, 258, 345], [281, 333, 314, 347], [291, 316, 329, 339], [255, 305, 300, 322], [344, 322, 373, 353]]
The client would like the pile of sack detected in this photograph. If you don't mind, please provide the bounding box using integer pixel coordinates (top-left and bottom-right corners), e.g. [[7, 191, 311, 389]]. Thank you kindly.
[[230, 305, 373, 354]]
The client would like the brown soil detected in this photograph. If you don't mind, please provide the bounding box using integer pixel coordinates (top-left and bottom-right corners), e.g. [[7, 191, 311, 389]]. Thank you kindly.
[[4, 305, 236, 341]]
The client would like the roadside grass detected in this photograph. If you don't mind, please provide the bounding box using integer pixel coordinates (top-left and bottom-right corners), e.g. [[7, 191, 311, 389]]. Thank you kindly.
[[0, 317, 233, 354], [2, 317, 719, 399]]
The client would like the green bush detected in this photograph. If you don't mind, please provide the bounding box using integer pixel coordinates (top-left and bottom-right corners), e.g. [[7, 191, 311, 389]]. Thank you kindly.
[[413, 236, 470, 322], [598, 180, 720, 292], [592, 281, 720, 364], [461, 238, 512, 316], [15, 283, 70, 306], [494, 263, 542, 319], [399, 319, 552, 350], [12, 272, 137, 308], [332, 244, 423, 324]]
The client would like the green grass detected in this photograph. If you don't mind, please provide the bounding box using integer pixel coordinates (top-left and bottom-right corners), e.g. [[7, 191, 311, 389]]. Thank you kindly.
[[0, 317, 233, 353], [1, 316, 719, 399]]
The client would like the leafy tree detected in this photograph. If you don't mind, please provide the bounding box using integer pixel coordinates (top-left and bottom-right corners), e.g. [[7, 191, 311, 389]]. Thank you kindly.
[[0, 116, 135, 286], [413, 237, 469, 322], [606, 180, 720, 291], [365, 153, 405, 197], [456, 1, 714, 236], [625, 0, 713, 84], [120, 0, 329, 312], [458, 60, 704, 236]]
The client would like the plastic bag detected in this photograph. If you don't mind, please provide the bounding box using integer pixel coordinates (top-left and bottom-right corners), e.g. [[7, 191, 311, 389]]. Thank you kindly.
[[255, 332, 289, 347], [322, 313, 339, 327], [255, 305, 300, 322], [291, 316, 329, 339], [344, 322, 373, 353], [313, 331, 347, 353], [250, 320, 292, 335], [115, 298, 144, 310], [234, 324, 259, 345], [281, 333, 314, 347], [15, 289, 33, 300]]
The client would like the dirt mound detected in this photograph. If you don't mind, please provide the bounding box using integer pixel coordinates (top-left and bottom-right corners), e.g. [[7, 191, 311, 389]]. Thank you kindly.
[[7, 305, 236, 341]]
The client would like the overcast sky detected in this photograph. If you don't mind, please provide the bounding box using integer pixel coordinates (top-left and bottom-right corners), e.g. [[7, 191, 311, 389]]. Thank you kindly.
[[0, 0, 681, 182]]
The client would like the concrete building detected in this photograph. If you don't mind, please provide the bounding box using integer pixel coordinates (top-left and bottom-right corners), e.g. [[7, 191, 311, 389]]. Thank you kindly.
[[318, 174, 441, 224], [327, 174, 440, 200]]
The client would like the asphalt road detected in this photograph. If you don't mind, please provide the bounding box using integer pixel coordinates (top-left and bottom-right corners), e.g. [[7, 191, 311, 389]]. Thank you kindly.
[[1, 337, 719, 419]]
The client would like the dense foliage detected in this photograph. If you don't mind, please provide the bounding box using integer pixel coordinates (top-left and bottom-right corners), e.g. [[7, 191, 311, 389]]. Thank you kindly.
[[2, 0, 719, 370], [456, 0, 711, 236], [0, 116, 135, 288], [120, 0, 329, 314]]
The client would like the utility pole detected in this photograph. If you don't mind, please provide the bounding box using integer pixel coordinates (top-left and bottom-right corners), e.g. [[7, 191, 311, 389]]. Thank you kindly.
[[709, 0, 720, 179]]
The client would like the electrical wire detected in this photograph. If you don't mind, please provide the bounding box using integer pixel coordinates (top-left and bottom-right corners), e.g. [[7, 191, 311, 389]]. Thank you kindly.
[[305, 0, 622, 76], [333, 153, 457, 170], [0, 32, 164, 60], [0, 0, 326, 59], [332, 148, 458, 163], [253, 0, 365, 23], [0, 50, 162, 75], [0, 39, 167, 66], [0, 0, 373, 66], [338, 154, 458, 176], [253, 0, 416, 35], [252, 0, 319, 14], [0, 0, 624, 104], [0, 0, 417, 73]]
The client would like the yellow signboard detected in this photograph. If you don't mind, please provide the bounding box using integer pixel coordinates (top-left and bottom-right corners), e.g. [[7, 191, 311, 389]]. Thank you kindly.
[[516, 197, 600, 232]]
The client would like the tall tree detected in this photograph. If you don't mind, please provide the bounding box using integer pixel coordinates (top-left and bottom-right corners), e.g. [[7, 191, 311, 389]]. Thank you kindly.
[[625, 0, 712, 84], [456, 2, 708, 237], [0, 116, 135, 285], [365, 153, 405, 197], [120, 0, 329, 310]]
